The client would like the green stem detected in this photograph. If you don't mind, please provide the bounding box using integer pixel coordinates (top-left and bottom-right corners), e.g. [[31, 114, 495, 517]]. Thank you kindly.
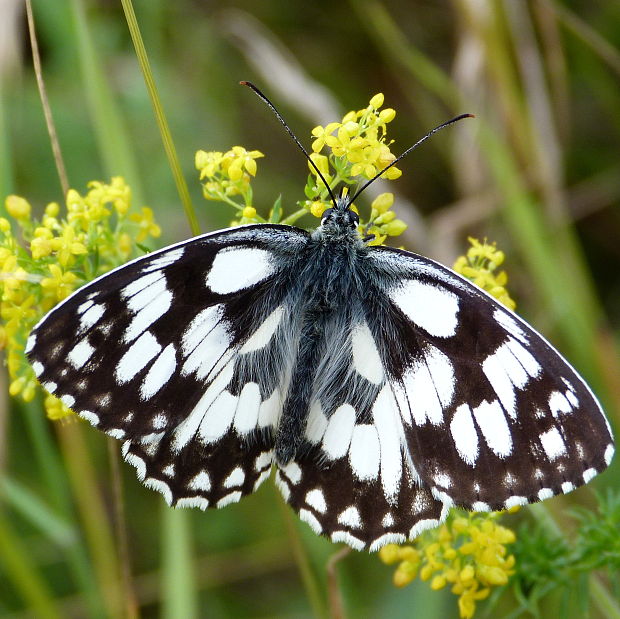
[[161, 507, 197, 619], [277, 496, 328, 618], [281, 208, 310, 226], [120, 0, 200, 236]]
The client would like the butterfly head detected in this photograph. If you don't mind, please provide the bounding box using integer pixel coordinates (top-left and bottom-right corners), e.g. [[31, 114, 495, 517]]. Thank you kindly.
[[318, 193, 360, 238]]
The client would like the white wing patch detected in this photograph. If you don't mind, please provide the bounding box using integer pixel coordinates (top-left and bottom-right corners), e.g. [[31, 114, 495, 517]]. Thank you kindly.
[[389, 279, 459, 337], [206, 247, 276, 294], [351, 321, 384, 384]]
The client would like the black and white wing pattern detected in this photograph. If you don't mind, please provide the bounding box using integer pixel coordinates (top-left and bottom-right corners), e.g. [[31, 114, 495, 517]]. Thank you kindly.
[[27, 224, 309, 509], [275, 245, 613, 550], [27, 219, 614, 553]]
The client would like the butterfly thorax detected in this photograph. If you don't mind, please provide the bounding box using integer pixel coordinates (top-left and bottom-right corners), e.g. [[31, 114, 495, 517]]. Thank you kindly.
[[275, 221, 367, 464]]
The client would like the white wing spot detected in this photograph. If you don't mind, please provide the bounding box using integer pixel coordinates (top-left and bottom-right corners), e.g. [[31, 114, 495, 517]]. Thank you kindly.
[[197, 391, 238, 444], [172, 360, 235, 451], [351, 321, 383, 384], [233, 382, 261, 434], [450, 404, 479, 466], [224, 467, 246, 488], [25, 333, 36, 354], [370, 533, 406, 552], [280, 461, 302, 485], [140, 344, 177, 399], [162, 464, 175, 477], [561, 481, 575, 494], [124, 288, 172, 343], [348, 424, 380, 481], [538, 488, 554, 500], [337, 506, 362, 529], [44, 381, 57, 394], [389, 279, 459, 337], [433, 472, 452, 488], [144, 478, 173, 505], [299, 509, 322, 534], [504, 496, 528, 509], [258, 388, 282, 429], [67, 340, 95, 369], [583, 468, 597, 483], [322, 404, 356, 459], [115, 331, 162, 385], [32, 361, 44, 377], [539, 426, 567, 461], [187, 471, 211, 492], [382, 513, 395, 528], [121, 271, 162, 299], [549, 391, 573, 417], [605, 444, 614, 466], [493, 309, 528, 344], [217, 491, 242, 508], [107, 428, 125, 439], [471, 501, 491, 512], [305, 401, 328, 443], [79, 411, 100, 426], [305, 489, 327, 514], [331, 531, 365, 551], [176, 497, 209, 510], [206, 247, 276, 294], [402, 346, 455, 426], [239, 307, 284, 353], [254, 451, 273, 471], [482, 342, 534, 419], [78, 303, 105, 334], [372, 386, 404, 501], [142, 247, 184, 272], [472, 399, 513, 457]]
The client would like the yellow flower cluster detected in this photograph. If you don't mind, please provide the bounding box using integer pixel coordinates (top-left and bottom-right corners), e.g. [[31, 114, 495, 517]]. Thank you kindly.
[[311, 92, 400, 181], [0, 177, 160, 419], [453, 238, 516, 310], [379, 513, 516, 619], [301, 93, 407, 244], [195, 146, 264, 223]]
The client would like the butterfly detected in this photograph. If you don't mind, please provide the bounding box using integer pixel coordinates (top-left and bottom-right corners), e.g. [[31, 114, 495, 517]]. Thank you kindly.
[[27, 84, 614, 552]]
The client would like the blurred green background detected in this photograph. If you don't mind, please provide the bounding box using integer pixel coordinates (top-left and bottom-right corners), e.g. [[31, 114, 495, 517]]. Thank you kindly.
[[1, 1, 619, 617]]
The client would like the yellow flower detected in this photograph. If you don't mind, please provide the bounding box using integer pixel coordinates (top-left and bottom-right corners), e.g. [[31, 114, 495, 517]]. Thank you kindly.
[[222, 146, 264, 181], [195, 150, 224, 178], [369, 93, 384, 109], [49, 226, 88, 267], [380, 512, 515, 618], [371, 193, 394, 214], [40, 264, 78, 301], [453, 239, 516, 310], [130, 207, 161, 242], [5, 195, 31, 219], [311, 122, 341, 153]]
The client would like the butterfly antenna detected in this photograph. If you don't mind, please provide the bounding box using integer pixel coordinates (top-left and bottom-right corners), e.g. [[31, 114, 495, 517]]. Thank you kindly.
[[349, 113, 475, 205], [241, 81, 339, 208]]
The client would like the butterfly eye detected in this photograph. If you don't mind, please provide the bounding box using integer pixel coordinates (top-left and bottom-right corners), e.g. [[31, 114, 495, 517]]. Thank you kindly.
[[321, 208, 334, 225], [350, 211, 360, 226]]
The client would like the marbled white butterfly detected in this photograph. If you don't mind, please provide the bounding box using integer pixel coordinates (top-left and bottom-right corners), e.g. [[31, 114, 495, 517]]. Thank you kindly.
[[27, 83, 614, 551]]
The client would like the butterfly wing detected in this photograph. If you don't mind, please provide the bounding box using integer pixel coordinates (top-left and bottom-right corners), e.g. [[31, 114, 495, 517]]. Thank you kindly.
[[276, 244, 613, 550], [369, 247, 614, 511], [28, 224, 309, 508]]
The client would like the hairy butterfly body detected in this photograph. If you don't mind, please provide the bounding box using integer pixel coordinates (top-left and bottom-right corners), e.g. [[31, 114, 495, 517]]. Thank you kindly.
[[27, 192, 614, 551]]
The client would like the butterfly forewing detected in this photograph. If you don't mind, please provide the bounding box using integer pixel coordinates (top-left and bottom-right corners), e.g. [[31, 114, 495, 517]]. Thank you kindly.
[[28, 225, 310, 507], [368, 247, 614, 510]]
